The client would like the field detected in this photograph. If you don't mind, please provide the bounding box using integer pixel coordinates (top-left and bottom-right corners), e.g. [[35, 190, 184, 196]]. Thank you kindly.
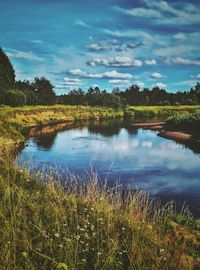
[[0, 105, 200, 270]]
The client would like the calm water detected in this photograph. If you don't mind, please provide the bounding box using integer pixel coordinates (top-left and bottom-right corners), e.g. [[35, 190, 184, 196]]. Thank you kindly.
[[17, 120, 200, 217]]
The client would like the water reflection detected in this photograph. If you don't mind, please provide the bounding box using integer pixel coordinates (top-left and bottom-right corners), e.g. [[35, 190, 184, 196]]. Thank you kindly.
[[18, 120, 200, 217]]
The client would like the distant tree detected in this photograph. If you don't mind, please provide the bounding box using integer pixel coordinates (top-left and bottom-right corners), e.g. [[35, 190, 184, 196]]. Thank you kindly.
[[32, 77, 56, 105]]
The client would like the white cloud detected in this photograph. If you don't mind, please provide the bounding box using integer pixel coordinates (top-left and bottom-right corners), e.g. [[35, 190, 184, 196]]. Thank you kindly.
[[173, 80, 197, 87], [6, 49, 43, 61], [87, 39, 141, 52], [64, 77, 82, 83], [121, 1, 200, 26], [109, 79, 131, 84], [68, 69, 133, 79], [114, 6, 162, 19], [155, 82, 166, 89], [151, 72, 164, 79], [87, 56, 142, 67], [63, 78, 82, 86], [174, 33, 186, 40], [135, 81, 145, 88], [74, 20, 90, 27], [191, 73, 200, 79], [145, 59, 157, 65], [30, 40, 43, 44], [170, 57, 200, 65]]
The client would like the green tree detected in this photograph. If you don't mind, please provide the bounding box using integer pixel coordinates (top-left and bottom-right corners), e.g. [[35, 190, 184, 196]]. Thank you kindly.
[[5, 89, 27, 106], [33, 77, 56, 105], [0, 48, 15, 91]]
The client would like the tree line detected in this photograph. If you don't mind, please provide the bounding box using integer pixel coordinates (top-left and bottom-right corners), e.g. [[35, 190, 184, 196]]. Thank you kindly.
[[0, 47, 200, 107]]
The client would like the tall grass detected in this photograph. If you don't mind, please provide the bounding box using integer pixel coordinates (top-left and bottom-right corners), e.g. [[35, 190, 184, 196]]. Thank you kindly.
[[0, 149, 200, 270]]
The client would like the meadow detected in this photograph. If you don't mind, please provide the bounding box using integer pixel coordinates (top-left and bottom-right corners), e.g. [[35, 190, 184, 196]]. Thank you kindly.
[[0, 105, 200, 270]]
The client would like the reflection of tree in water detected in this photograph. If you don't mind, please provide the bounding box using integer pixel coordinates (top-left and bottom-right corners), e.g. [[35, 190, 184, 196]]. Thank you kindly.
[[87, 119, 123, 137], [177, 140, 200, 155], [87, 119, 139, 137], [34, 133, 58, 150]]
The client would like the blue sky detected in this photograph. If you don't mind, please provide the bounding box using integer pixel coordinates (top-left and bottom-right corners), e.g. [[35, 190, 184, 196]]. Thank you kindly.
[[0, 0, 200, 94]]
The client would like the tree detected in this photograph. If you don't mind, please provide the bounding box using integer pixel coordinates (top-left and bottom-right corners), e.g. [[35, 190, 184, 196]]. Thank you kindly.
[[32, 77, 56, 105], [0, 48, 15, 91], [5, 89, 27, 106]]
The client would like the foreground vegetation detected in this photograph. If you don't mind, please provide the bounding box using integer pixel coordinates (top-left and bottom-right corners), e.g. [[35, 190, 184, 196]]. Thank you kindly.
[[0, 105, 200, 269], [0, 154, 200, 270]]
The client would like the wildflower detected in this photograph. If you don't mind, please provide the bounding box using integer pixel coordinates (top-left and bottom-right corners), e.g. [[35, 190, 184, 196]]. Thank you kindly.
[[76, 235, 80, 240], [160, 248, 165, 253], [19, 169, 23, 173], [58, 244, 63, 248], [82, 259, 86, 263], [54, 233, 60, 238], [57, 262, 68, 270], [97, 252, 102, 256], [21, 251, 28, 258], [122, 227, 126, 232]]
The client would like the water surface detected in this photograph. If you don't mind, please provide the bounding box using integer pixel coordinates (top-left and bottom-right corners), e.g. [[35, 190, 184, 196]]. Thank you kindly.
[[17, 120, 200, 217]]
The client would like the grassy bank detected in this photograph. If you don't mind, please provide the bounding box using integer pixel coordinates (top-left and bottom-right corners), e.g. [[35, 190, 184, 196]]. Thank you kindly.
[[0, 105, 200, 269], [166, 110, 200, 132], [1, 157, 200, 270], [1, 104, 200, 149]]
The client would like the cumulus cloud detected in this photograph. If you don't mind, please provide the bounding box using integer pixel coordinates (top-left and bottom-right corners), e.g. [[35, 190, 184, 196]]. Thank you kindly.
[[87, 39, 142, 52], [6, 49, 43, 61], [145, 59, 157, 65], [68, 69, 133, 79], [87, 56, 142, 68], [155, 83, 166, 89], [170, 57, 200, 65], [151, 72, 164, 79]]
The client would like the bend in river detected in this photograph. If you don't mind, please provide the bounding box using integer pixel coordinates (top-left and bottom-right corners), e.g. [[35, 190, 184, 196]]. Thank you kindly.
[[17, 119, 200, 217]]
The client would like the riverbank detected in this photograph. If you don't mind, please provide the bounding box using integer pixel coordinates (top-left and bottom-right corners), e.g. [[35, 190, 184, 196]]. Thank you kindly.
[[1, 104, 200, 151], [0, 105, 200, 270]]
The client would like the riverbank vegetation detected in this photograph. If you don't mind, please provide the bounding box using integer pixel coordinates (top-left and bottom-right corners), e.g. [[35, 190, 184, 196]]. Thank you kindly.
[[166, 110, 200, 132], [0, 153, 200, 270]]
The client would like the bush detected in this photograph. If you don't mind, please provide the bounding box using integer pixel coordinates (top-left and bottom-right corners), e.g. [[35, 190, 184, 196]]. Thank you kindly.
[[5, 89, 27, 106]]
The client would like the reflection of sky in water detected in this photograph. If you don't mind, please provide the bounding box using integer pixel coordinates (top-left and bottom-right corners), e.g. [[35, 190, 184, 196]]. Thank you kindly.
[[18, 127, 200, 216]]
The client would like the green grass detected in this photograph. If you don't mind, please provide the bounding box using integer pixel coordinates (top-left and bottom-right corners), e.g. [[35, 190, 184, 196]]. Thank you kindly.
[[166, 110, 200, 132], [0, 105, 200, 269]]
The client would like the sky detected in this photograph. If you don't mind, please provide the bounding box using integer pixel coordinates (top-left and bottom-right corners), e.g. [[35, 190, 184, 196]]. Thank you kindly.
[[0, 0, 200, 94]]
